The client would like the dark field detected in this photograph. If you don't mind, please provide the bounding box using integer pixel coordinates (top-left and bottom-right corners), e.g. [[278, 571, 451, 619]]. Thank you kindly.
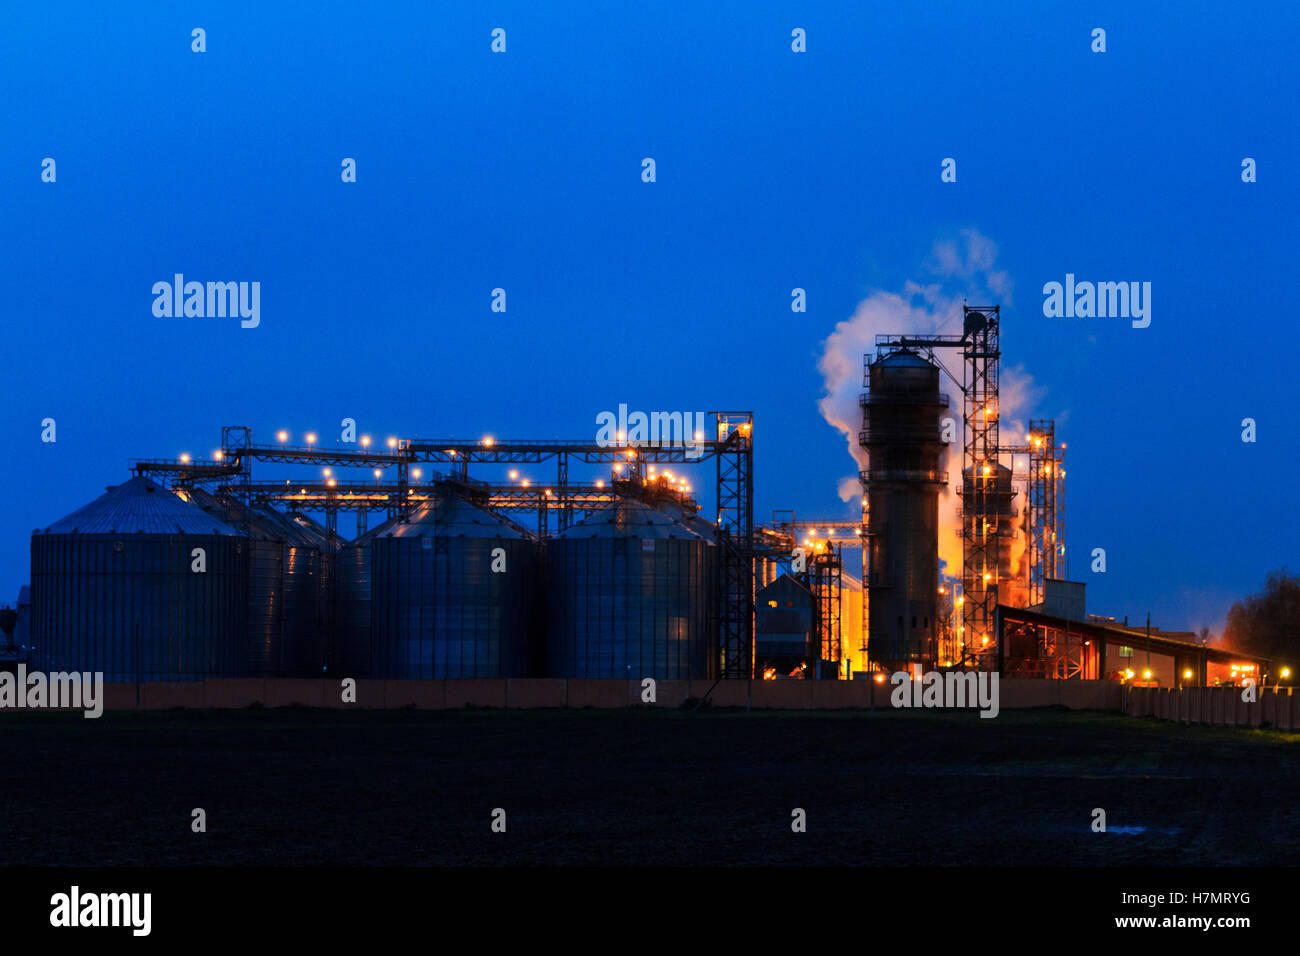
[[2, 707, 1297, 866]]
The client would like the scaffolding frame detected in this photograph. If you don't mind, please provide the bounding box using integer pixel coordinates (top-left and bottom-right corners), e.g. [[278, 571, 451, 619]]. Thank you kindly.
[[1026, 419, 1066, 606], [809, 546, 843, 671]]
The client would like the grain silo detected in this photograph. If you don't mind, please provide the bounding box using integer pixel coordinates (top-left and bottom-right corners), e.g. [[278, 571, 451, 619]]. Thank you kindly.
[[253, 505, 326, 675], [29, 476, 247, 680], [369, 495, 539, 678], [277, 510, 344, 672], [186, 488, 288, 676], [657, 496, 720, 651], [546, 496, 716, 680], [334, 511, 402, 677]]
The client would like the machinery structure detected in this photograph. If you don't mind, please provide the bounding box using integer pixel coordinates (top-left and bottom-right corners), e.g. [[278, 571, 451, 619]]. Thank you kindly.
[[863, 305, 1066, 671], [763, 513, 863, 675], [868, 305, 999, 669], [132, 413, 757, 678], [93, 314, 1070, 684]]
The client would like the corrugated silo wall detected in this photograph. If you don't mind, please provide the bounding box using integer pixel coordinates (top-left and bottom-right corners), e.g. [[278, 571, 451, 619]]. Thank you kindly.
[[29, 533, 248, 680], [281, 541, 322, 676], [246, 538, 284, 675], [334, 540, 373, 677], [544, 535, 714, 680], [369, 536, 539, 678]]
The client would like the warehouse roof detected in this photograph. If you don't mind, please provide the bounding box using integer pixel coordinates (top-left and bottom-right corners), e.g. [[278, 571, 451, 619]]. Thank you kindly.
[[997, 605, 1269, 666]]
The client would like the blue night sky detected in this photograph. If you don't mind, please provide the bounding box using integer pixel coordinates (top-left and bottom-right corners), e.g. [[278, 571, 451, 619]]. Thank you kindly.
[[1, 1, 1295, 634]]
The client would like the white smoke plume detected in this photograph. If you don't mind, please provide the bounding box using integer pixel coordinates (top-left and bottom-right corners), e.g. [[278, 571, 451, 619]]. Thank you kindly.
[[817, 230, 1041, 581]]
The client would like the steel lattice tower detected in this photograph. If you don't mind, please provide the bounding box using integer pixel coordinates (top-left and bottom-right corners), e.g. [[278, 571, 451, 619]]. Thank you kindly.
[[959, 306, 1000, 668]]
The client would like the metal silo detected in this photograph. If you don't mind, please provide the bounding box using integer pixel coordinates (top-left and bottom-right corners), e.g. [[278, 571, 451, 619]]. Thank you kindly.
[[253, 505, 325, 675], [656, 497, 720, 663], [334, 512, 402, 677], [370, 496, 539, 678], [546, 497, 715, 680], [859, 349, 949, 671], [187, 488, 287, 676], [29, 476, 247, 680], [275, 511, 344, 673]]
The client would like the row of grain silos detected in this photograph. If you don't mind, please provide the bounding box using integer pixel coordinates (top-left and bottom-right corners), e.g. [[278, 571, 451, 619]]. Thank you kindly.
[[339, 494, 717, 680], [28, 476, 719, 681]]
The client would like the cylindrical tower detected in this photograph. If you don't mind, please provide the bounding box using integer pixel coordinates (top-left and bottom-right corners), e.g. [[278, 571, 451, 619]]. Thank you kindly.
[[859, 350, 950, 671]]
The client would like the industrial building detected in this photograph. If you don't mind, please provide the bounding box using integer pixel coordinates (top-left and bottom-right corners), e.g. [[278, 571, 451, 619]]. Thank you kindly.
[[9, 308, 1267, 688], [998, 580, 1271, 687], [853, 305, 1066, 673]]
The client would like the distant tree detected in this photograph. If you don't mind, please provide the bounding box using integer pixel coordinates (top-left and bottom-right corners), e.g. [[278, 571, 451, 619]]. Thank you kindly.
[[1197, 626, 1211, 646], [1222, 569, 1300, 661]]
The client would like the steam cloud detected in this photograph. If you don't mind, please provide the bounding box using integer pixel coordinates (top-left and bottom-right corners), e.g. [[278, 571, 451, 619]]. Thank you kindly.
[[817, 230, 1041, 582]]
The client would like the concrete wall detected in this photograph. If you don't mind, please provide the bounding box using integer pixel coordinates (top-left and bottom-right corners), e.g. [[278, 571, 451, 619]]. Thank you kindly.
[[23, 678, 1288, 729], [1125, 684, 1299, 730], [22, 676, 1126, 712]]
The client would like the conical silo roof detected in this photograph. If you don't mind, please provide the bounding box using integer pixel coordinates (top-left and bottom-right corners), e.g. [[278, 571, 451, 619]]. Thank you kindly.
[[656, 498, 718, 543], [36, 476, 240, 536], [344, 510, 404, 547], [377, 495, 532, 540], [281, 511, 346, 550], [555, 497, 705, 541], [253, 505, 324, 548], [185, 487, 283, 541]]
